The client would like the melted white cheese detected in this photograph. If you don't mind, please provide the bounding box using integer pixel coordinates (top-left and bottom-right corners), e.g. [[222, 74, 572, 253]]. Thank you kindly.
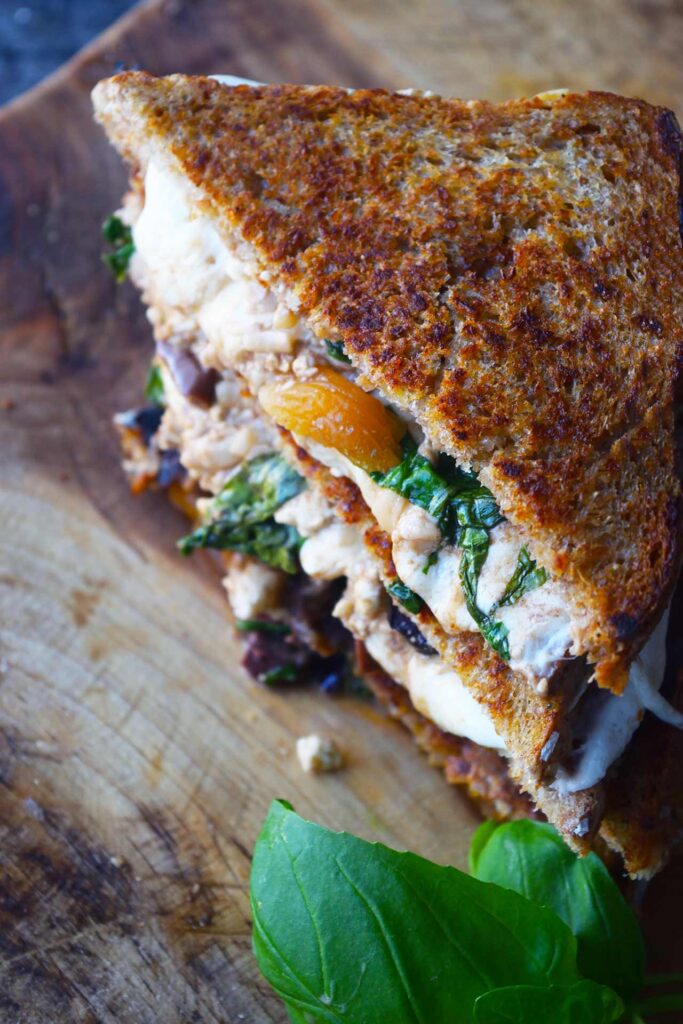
[[133, 161, 228, 312], [553, 609, 674, 794], [134, 161, 299, 357], [339, 573, 504, 751]]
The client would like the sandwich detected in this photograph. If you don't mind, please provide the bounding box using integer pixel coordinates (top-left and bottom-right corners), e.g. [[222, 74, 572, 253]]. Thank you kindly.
[[93, 73, 683, 877]]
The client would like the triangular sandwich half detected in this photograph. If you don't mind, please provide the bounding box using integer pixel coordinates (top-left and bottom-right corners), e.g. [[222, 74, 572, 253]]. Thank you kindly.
[[93, 73, 683, 877]]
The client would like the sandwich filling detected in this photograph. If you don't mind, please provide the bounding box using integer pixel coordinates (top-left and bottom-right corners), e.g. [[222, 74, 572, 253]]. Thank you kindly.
[[119, 151, 680, 797], [135, 158, 578, 677]]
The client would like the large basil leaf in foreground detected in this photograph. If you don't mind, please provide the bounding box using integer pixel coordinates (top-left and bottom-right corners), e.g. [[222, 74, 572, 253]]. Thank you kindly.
[[251, 801, 583, 1024], [474, 982, 624, 1023], [469, 820, 644, 1000]]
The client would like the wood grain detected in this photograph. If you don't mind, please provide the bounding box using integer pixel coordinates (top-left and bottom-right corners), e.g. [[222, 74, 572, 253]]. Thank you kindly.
[[1, 0, 682, 1019]]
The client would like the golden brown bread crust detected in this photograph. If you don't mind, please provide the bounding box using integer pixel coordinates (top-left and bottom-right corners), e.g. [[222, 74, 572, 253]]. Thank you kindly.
[[93, 73, 683, 690]]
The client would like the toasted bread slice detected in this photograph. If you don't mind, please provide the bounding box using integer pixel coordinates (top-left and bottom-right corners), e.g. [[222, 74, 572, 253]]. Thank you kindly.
[[93, 73, 683, 691]]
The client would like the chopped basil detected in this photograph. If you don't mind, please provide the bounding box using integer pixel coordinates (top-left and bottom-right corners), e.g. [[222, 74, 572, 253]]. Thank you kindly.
[[102, 214, 135, 282], [180, 519, 303, 573], [386, 579, 423, 614], [178, 453, 306, 573], [211, 452, 304, 521], [423, 549, 439, 574], [374, 440, 551, 660], [144, 364, 165, 406], [372, 437, 504, 543], [261, 664, 298, 685], [235, 618, 291, 635], [459, 527, 510, 660], [495, 546, 549, 610], [324, 339, 352, 363]]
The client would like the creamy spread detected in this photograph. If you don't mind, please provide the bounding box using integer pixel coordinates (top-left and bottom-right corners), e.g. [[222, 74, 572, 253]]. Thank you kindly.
[[338, 573, 504, 751]]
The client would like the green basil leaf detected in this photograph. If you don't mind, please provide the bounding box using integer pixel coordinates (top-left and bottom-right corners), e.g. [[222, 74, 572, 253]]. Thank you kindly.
[[102, 214, 135, 282], [371, 439, 453, 522], [179, 519, 303, 573], [386, 579, 424, 614], [468, 820, 498, 874], [286, 1004, 313, 1023], [494, 546, 548, 610], [469, 820, 645, 1000], [459, 531, 510, 660], [372, 439, 512, 657], [178, 454, 306, 572], [102, 213, 130, 244], [325, 339, 352, 364], [422, 550, 439, 574], [474, 981, 624, 1024], [103, 244, 135, 282], [210, 453, 306, 526], [251, 801, 583, 1024], [144, 363, 165, 406], [262, 664, 299, 685]]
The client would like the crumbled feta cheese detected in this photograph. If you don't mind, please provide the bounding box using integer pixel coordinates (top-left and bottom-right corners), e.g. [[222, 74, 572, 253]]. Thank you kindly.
[[296, 734, 344, 773], [222, 557, 283, 619]]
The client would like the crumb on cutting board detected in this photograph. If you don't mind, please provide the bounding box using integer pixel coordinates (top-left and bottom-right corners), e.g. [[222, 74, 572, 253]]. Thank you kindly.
[[296, 734, 344, 774]]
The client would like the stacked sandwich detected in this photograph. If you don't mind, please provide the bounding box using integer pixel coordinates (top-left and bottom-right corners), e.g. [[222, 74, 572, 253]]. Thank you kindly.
[[94, 73, 683, 877]]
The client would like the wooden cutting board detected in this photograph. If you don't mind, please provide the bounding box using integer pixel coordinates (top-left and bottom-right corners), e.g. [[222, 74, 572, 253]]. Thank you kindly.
[[2, 1, 683, 1019]]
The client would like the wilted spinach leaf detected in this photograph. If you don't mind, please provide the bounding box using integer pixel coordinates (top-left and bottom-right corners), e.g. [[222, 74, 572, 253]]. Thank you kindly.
[[235, 618, 292, 635], [144, 363, 165, 406], [178, 453, 305, 573], [372, 438, 515, 657], [325, 339, 352, 364], [460, 528, 510, 660], [386, 579, 424, 614]]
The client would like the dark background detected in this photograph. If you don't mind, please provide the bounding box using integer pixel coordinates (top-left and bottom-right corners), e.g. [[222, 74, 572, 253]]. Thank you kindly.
[[0, 0, 138, 106]]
